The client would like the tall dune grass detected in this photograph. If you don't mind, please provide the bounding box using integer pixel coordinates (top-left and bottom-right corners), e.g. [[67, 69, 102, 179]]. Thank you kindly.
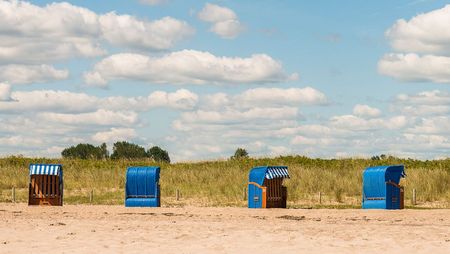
[[0, 156, 449, 208]]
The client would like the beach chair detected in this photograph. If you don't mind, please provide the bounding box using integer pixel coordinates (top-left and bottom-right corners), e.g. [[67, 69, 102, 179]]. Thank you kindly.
[[248, 166, 290, 208], [362, 165, 406, 209], [28, 164, 63, 206], [125, 166, 160, 207]]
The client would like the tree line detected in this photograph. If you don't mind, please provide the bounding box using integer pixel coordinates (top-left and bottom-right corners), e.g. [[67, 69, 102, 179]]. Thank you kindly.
[[61, 141, 170, 163]]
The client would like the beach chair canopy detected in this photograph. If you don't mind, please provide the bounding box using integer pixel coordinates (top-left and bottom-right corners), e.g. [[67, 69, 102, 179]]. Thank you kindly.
[[249, 166, 290, 186], [29, 164, 62, 176], [363, 165, 405, 199], [125, 166, 160, 207]]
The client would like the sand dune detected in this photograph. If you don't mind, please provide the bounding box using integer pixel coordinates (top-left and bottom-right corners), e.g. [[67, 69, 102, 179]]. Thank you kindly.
[[0, 204, 449, 253]]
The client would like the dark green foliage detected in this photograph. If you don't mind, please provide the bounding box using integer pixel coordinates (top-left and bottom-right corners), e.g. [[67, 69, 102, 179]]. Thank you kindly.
[[147, 146, 171, 163], [110, 141, 147, 160], [61, 143, 109, 160], [371, 154, 388, 160], [230, 148, 249, 160]]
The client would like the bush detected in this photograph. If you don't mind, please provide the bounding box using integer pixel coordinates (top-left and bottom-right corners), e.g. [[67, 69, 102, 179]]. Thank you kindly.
[[111, 141, 147, 160], [230, 148, 249, 160], [61, 143, 108, 160], [147, 146, 170, 163]]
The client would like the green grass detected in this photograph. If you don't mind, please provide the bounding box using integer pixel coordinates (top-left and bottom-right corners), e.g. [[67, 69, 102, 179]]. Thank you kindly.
[[0, 156, 449, 208]]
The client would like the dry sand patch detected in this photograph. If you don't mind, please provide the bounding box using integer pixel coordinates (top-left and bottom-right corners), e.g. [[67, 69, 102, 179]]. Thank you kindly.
[[0, 204, 449, 253]]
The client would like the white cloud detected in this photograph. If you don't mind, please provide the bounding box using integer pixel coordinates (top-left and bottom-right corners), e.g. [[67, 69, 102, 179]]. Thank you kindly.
[[381, 5, 450, 84], [138, 0, 168, 6], [99, 14, 194, 50], [0, 135, 44, 147], [102, 89, 198, 111], [378, 53, 450, 83], [199, 87, 326, 110], [0, 64, 68, 85], [92, 128, 137, 143], [148, 89, 198, 110], [84, 50, 298, 87], [0, 89, 198, 113], [353, 104, 381, 118], [268, 145, 291, 156], [167, 86, 329, 160], [236, 87, 327, 107], [0, 1, 193, 64], [330, 114, 407, 131], [0, 83, 11, 101], [178, 107, 299, 125], [291, 135, 338, 146], [38, 110, 139, 127], [198, 3, 237, 23], [275, 124, 335, 138], [0, 90, 99, 113], [403, 133, 450, 149], [393, 105, 450, 116], [3, 87, 450, 160], [396, 90, 450, 105], [392, 90, 450, 116], [0, 1, 104, 63], [408, 116, 450, 134], [210, 19, 243, 39], [386, 4, 450, 55], [197, 3, 244, 39]]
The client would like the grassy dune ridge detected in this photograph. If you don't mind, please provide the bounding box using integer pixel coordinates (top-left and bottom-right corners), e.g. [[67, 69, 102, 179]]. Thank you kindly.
[[0, 156, 449, 208]]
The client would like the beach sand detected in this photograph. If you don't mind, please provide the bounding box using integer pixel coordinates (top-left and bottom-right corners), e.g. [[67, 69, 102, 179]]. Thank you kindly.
[[0, 204, 449, 253]]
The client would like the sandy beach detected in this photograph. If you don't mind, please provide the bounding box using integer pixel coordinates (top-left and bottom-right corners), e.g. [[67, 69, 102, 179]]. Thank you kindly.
[[0, 204, 449, 254]]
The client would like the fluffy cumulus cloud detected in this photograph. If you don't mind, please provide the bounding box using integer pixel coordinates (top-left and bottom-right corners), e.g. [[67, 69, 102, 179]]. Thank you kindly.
[[235, 87, 327, 107], [201, 87, 327, 110], [396, 90, 450, 105], [393, 90, 450, 115], [138, 0, 168, 6], [0, 0, 193, 64], [0, 89, 198, 113], [294, 90, 450, 158], [38, 110, 139, 127], [352, 104, 381, 118], [84, 50, 298, 87], [92, 128, 138, 143], [0, 83, 11, 101], [3, 86, 450, 160], [386, 4, 450, 55], [378, 53, 450, 83], [165, 87, 450, 161], [408, 116, 450, 134], [330, 115, 407, 131], [99, 14, 193, 50], [380, 5, 450, 84], [197, 3, 244, 39], [0, 64, 68, 85], [0, 87, 199, 157], [178, 107, 299, 125], [167, 87, 327, 160]]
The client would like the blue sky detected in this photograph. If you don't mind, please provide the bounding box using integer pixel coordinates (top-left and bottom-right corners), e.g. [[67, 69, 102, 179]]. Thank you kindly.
[[1, 0, 450, 161]]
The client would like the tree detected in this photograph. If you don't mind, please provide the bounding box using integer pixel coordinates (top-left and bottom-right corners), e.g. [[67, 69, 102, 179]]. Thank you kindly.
[[99, 143, 109, 159], [110, 141, 147, 160], [61, 143, 108, 160], [147, 146, 171, 163], [230, 148, 249, 160], [371, 154, 387, 161]]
